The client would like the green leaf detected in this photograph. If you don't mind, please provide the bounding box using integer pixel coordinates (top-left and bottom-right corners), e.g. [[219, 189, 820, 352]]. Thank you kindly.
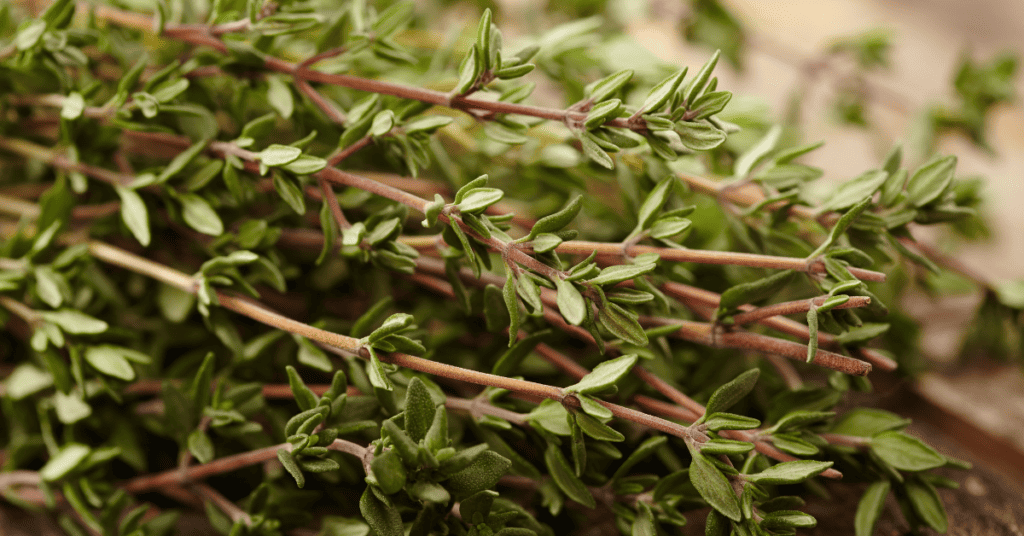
[[649, 217, 691, 239], [454, 45, 480, 94], [832, 408, 910, 437], [835, 323, 890, 344], [688, 448, 741, 521], [745, 460, 834, 485], [704, 413, 761, 432], [408, 480, 450, 504], [718, 270, 796, 314], [554, 279, 586, 326], [267, 76, 294, 118], [16, 19, 46, 50], [584, 69, 633, 102], [116, 186, 149, 244], [733, 125, 781, 179], [906, 478, 948, 532], [61, 92, 85, 120], [641, 69, 688, 114], [611, 436, 667, 482], [544, 444, 596, 509], [445, 450, 511, 500], [700, 369, 760, 420], [687, 90, 732, 120], [870, 431, 945, 471], [503, 276, 520, 347], [273, 172, 306, 215], [761, 510, 817, 531], [53, 391, 91, 424], [574, 410, 624, 442], [700, 439, 754, 455], [278, 448, 305, 487], [457, 188, 504, 214], [40, 443, 91, 481], [632, 501, 657, 536], [366, 347, 394, 391], [584, 99, 624, 130], [5, 365, 53, 399], [260, 144, 303, 167], [906, 155, 956, 207], [806, 306, 819, 363], [155, 139, 208, 184], [633, 177, 674, 234], [675, 121, 726, 151], [371, 1, 413, 37], [187, 429, 214, 464], [367, 313, 414, 344], [370, 110, 395, 137], [526, 195, 584, 240], [566, 354, 638, 395], [683, 50, 721, 105], [404, 377, 436, 443], [371, 450, 407, 495], [598, 303, 648, 346], [84, 345, 139, 381], [40, 310, 108, 334], [286, 365, 318, 410], [579, 132, 614, 169], [282, 155, 327, 175], [586, 263, 657, 286], [179, 194, 223, 236], [822, 170, 889, 211], [34, 266, 65, 308], [854, 480, 890, 536]]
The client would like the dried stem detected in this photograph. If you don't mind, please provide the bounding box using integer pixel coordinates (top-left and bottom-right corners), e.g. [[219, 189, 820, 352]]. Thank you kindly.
[[730, 295, 871, 327]]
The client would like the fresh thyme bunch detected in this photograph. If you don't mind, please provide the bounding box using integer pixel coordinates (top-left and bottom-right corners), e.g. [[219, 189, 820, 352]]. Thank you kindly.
[[0, 1, 1014, 535]]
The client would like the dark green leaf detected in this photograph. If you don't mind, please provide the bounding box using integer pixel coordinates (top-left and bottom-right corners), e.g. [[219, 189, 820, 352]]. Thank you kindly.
[[854, 480, 890, 536], [404, 377, 436, 442], [632, 501, 656, 536], [700, 439, 753, 455], [700, 369, 760, 420], [503, 276, 520, 347], [585, 69, 633, 102], [445, 450, 511, 500], [688, 448, 741, 521], [586, 263, 657, 286], [745, 460, 834, 485], [40, 310, 108, 334], [821, 170, 889, 212], [286, 365, 318, 410], [371, 450, 407, 495], [278, 448, 305, 487], [366, 347, 394, 391], [761, 510, 817, 530], [574, 411, 624, 442], [832, 408, 910, 437], [870, 431, 945, 471], [682, 50, 721, 105], [688, 90, 732, 120], [704, 413, 761, 432], [273, 172, 306, 215], [597, 303, 648, 346], [187, 429, 214, 463], [906, 478, 948, 532], [641, 69, 688, 113], [360, 487, 402, 536], [906, 155, 956, 207], [544, 444, 595, 508], [526, 195, 584, 240], [718, 271, 796, 313]]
